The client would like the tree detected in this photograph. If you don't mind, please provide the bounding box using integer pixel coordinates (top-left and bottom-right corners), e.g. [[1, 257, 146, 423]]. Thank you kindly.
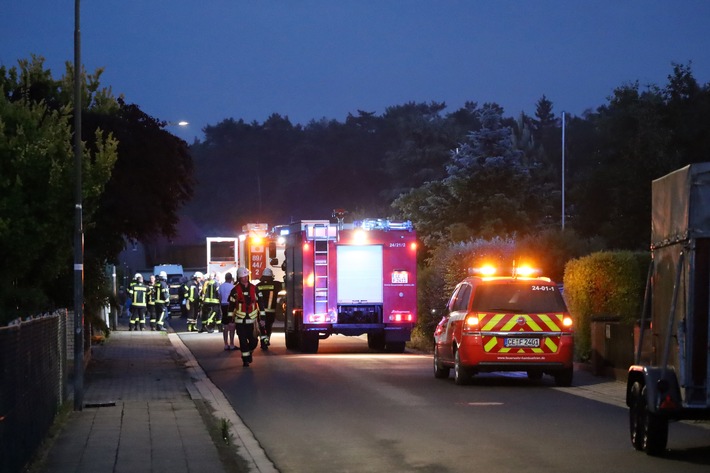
[[0, 57, 118, 322]]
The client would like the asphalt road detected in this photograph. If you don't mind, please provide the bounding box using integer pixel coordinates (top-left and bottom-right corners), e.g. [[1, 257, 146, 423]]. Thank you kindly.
[[175, 320, 710, 473]]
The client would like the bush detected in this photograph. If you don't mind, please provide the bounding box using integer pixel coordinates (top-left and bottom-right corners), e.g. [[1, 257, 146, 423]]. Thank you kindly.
[[563, 251, 649, 361]]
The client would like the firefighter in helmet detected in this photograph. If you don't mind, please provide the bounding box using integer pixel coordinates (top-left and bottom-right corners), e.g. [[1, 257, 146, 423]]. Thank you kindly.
[[228, 267, 264, 367], [127, 273, 148, 331], [186, 271, 204, 332], [155, 271, 170, 331], [256, 267, 283, 349], [147, 274, 157, 330], [200, 272, 220, 333]]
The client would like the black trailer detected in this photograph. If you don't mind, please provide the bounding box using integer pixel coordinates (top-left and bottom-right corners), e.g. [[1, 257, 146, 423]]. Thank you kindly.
[[627, 163, 710, 455]]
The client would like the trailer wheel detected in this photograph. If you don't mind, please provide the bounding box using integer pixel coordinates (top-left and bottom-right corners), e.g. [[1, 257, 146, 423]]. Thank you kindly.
[[630, 382, 669, 455], [629, 381, 645, 451], [640, 385, 668, 456], [434, 346, 450, 379], [454, 350, 470, 385]]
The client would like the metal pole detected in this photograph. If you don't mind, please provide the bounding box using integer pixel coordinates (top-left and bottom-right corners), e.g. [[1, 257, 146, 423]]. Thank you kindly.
[[73, 0, 84, 411], [561, 111, 566, 231]]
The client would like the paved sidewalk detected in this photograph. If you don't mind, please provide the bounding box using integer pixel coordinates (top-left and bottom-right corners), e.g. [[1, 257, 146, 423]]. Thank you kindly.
[[37, 322, 277, 473]]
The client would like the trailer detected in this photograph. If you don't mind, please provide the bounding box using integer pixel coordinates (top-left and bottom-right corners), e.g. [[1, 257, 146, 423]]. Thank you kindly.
[[627, 163, 710, 455], [283, 218, 417, 354]]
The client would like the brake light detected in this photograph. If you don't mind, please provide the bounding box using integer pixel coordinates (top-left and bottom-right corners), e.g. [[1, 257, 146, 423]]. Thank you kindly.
[[389, 310, 414, 322], [307, 310, 337, 324]]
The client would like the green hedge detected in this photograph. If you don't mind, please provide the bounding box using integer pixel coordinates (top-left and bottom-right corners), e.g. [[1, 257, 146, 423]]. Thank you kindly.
[[563, 251, 649, 361]]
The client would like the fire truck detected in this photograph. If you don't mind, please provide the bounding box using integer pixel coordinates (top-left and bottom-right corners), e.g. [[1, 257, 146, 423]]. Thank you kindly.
[[627, 163, 710, 455], [282, 218, 417, 353], [205, 224, 285, 283]]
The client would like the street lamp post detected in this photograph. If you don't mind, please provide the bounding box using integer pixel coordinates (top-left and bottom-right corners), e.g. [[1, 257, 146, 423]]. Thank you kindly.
[[561, 111, 566, 231], [73, 0, 84, 411]]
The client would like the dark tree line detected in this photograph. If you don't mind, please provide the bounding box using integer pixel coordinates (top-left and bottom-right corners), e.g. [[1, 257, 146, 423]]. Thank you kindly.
[[185, 63, 710, 254]]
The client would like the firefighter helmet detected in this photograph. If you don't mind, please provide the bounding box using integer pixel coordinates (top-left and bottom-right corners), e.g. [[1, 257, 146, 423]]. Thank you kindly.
[[159, 271, 167, 280], [262, 268, 274, 278], [193, 271, 204, 280], [237, 267, 250, 279], [134, 273, 143, 281]]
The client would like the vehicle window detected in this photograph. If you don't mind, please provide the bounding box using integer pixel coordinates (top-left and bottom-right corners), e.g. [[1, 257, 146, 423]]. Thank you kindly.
[[452, 284, 472, 312], [471, 282, 567, 313]]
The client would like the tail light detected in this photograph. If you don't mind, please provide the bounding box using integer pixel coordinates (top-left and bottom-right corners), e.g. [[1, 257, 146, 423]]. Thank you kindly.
[[389, 310, 414, 322], [464, 314, 480, 330]]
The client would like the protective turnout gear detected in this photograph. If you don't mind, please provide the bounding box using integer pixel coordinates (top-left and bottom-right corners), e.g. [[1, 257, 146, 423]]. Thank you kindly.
[[228, 281, 263, 367], [134, 273, 143, 281], [159, 270, 167, 280], [193, 271, 204, 280], [262, 268, 274, 278], [128, 278, 148, 331], [237, 267, 249, 279], [257, 273, 283, 350]]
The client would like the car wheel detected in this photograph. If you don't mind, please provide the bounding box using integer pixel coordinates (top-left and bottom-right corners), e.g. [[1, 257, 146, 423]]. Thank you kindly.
[[553, 366, 573, 387], [527, 369, 543, 381], [434, 346, 450, 379], [454, 350, 470, 385]]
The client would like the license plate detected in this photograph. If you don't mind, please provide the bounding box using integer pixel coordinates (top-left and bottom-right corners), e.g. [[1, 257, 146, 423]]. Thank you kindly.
[[505, 337, 540, 348]]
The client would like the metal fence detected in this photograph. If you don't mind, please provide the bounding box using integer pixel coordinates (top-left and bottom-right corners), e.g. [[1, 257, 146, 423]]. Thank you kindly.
[[0, 311, 70, 473]]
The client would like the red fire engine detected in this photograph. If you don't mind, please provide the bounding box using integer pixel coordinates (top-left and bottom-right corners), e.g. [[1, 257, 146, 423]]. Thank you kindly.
[[282, 218, 417, 353]]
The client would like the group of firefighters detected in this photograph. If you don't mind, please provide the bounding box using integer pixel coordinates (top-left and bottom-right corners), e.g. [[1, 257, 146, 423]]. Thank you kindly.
[[126, 267, 283, 367], [126, 270, 171, 332]]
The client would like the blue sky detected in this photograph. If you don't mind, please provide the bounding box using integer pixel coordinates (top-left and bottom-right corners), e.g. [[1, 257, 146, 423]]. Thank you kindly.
[[2, 1, 710, 143]]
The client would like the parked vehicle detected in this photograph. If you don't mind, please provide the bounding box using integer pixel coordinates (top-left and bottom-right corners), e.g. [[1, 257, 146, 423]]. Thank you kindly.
[[434, 265, 574, 386], [627, 163, 710, 455], [282, 218, 418, 353]]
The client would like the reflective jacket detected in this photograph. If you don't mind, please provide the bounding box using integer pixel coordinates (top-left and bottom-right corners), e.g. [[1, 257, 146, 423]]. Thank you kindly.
[[228, 283, 260, 323]]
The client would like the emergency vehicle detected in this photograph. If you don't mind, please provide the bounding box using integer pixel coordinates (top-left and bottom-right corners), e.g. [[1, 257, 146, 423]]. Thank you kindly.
[[434, 264, 574, 386], [206, 225, 286, 284], [282, 218, 417, 353], [627, 164, 710, 455]]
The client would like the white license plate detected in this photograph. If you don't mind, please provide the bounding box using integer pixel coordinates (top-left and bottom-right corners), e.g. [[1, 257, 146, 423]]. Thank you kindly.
[[505, 338, 540, 348]]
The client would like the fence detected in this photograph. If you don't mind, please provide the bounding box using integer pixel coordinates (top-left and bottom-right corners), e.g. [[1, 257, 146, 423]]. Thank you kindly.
[[0, 311, 70, 473]]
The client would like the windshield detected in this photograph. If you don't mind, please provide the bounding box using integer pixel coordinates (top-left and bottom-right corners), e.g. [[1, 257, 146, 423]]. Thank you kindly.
[[471, 282, 567, 313]]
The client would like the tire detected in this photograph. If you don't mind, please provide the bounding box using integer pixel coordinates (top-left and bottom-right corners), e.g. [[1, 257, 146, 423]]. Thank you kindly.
[[527, 369, 543, 381], [367, 332, 386, 351], [641, 385, 668, 456], [385, 341, 406, 353], [454, 350, 470, 385], [434, 346, 450, 379], [284, 330, 298, 350], [553, 366, 573, 387], [299, 331, 319, 353], [629, 381, 645, 451]]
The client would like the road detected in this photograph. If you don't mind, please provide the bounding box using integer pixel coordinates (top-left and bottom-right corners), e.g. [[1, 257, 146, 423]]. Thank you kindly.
[[175, 321, 710, 472]]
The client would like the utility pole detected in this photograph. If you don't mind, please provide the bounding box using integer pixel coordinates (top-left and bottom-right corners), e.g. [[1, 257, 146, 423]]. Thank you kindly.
[[561, 111, 566, 231], [73, 0, 84, 411]]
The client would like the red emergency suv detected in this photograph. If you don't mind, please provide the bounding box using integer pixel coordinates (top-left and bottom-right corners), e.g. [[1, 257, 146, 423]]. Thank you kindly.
[[433, 265, 574, 386]]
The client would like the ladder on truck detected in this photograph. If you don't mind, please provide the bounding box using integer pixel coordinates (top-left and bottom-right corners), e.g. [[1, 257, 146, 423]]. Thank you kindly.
[[312, 223, 330, 316]]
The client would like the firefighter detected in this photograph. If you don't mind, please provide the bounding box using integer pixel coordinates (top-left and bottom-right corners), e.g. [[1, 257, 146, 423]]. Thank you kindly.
[[146, 274, 157, 330], [200, 272, 220, 333], [219, 272, 237, 350], [127, 273, 148, 331], [186, 272, 204, 332], [155, 270, 170, 331], [228, 267, 264, 367], [256, 267, 282, 350], [179, 276, 189, 319]]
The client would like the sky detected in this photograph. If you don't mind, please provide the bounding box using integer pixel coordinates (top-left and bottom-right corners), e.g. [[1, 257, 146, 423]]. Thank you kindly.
[[2, 1, 710, 143]]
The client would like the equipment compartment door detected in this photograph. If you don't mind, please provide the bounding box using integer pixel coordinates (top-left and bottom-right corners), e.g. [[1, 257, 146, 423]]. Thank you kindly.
[[336, 245, 383, 304]]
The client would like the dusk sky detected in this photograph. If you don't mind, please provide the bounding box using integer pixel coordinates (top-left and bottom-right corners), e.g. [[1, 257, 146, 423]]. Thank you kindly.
[[2, 1, 709, 143]]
